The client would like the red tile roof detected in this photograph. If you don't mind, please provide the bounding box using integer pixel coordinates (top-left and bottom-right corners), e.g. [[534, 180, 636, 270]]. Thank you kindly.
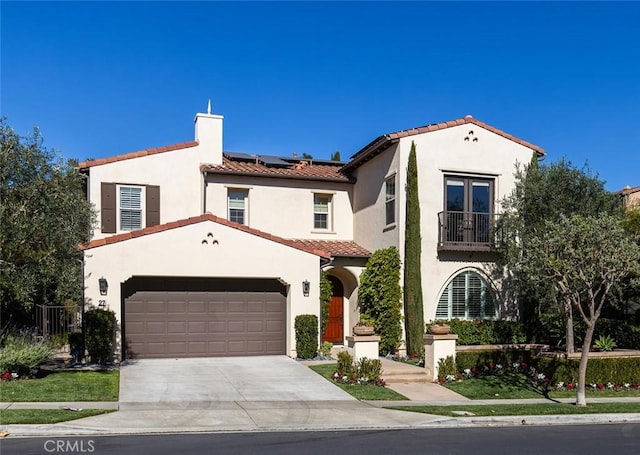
[[342, 116, 545, 172], [78, 141, 199, 169], [617, 185, 640, 195], [287, 240, 370, 257], [201, 156, 352, 183], [81, 213, 331, 259]]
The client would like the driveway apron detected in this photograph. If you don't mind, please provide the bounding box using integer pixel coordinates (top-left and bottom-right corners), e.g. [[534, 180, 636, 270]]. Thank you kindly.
[[119, 356, 355, 406]]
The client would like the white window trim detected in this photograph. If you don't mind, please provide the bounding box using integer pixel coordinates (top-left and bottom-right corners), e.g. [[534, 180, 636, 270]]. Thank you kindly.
[[227, 188, 249, 225], [384, 174, 396, 227], [312, 193, 333, 232], [435, 268, 499, 321], [117, 184, 145, 232]]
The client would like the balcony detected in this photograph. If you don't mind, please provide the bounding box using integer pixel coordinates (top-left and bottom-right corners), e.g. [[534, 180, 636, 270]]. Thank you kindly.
[[437, 211, 500, 252]]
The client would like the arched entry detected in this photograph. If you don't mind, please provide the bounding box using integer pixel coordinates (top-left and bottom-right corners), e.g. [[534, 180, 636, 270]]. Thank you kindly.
[[322, 276, 344, 343]]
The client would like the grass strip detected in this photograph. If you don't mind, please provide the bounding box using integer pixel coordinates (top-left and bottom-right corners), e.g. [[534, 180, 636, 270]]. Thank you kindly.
[[388, 402, 640, 417], [309, 363, 409, 401], [0, 371, 119, 402], [444, 374, 640, 400], [0, 409, 115, 425]]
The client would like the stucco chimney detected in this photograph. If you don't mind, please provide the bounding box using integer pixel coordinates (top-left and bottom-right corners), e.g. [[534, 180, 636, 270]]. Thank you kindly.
[[194, 105, 224, 165]]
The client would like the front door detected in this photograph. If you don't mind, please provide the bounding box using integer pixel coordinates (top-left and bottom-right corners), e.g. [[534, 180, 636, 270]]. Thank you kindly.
[[322, 276, 344, 344]]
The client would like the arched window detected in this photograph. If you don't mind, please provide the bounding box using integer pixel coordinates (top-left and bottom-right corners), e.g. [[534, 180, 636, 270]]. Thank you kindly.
[[436, 270, 497, 320]]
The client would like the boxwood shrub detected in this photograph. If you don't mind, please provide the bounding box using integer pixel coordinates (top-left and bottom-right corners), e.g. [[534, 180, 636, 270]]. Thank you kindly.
[[295, 314, 318, 359], [429, 319, 526, 345], [537, 357, 640, 384], [84, 308, 116, 364], [455, 350, 534, 372]]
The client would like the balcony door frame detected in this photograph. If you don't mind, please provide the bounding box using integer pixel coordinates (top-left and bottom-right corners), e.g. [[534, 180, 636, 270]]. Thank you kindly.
[[444, 176, 494, 245]]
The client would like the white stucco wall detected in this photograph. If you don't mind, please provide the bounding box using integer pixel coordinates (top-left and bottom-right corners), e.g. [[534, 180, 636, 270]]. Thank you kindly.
[[83, 219, 323, 358], [86, 112, 223, 241], [351, 123, 539, 323], [204, 175, 354, 240], [352, 143, 401, 252]]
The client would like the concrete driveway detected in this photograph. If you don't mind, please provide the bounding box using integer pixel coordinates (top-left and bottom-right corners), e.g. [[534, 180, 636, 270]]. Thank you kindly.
[[119, 356, 355, 407]]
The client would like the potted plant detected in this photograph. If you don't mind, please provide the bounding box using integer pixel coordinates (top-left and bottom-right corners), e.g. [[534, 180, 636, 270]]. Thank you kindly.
[[428, 321, 451, 335], [353, 315, 375, 336]]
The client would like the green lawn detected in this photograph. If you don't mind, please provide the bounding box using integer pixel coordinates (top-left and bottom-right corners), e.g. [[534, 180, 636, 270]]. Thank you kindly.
[[389, 402, 640, 417], [444, 374, 640, 400], [0, 409, 114, 424], [0, 370, 119, 402], [309, 364, 409, 401]]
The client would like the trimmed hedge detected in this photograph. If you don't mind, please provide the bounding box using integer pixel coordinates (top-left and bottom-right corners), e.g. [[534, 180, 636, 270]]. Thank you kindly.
[[295, 314, 318, 359], [537, 357, 640, 384], [456, 350, 534, 372], [429, 319, 526, 345], [84, 308, 116, 364], [456, 350, 640, 384]]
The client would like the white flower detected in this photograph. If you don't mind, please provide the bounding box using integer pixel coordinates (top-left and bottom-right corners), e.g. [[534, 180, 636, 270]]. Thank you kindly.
[[590, 383, 597, 389], [606, 382, 614, 389], [512, 362, 520, 369], [537, 373, 545, 381], [464, 368, 471, 375], [333, 372, 339, 379], [496, 364, 503, 370], [445, 374, 455, 382], [624, 383, 631, 388], [556, 382, 565, 389], [11, 373, 18, 379]]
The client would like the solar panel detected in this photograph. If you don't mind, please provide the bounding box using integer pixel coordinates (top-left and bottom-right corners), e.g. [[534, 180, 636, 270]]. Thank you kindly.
[[257, 155, 291, 167], [224, 152, 255, 162]]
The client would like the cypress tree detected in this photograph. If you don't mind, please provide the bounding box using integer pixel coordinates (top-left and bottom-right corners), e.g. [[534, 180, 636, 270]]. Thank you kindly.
[[403, 141, 424, 356]]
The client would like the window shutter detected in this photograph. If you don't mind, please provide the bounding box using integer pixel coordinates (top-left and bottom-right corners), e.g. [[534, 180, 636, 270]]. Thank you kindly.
[[101, 182, 116, 233], [146, 185, 160, 227]]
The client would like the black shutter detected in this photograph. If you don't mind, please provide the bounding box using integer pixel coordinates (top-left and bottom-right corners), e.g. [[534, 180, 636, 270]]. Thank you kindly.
[[146, 185, 160, 227], [101, 182, 116, 233]]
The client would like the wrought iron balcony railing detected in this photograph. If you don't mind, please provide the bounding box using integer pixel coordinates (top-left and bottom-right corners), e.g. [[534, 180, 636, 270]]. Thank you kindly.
[[437, 211, 500, 252]]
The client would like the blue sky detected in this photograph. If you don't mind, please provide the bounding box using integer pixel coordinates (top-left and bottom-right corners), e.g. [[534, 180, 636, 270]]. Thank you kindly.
[[2, 1, 639, 191]]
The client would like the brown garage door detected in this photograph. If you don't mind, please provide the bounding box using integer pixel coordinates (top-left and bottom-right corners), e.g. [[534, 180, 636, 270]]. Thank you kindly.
[[124, 290, 286, 358]]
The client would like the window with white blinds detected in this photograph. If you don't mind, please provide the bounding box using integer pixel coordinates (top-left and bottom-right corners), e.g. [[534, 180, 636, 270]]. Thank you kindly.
[[436, 270, 497, 320], [119, 186, 143, 231], [385, 176, 396, 225], [313, 194, 331, 230], [228, 190, 248, 225]]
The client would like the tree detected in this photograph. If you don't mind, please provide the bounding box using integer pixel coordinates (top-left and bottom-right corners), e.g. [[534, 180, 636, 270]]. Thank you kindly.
[[522, 214, 640, 406], [330, 151, 341, 161], [319, 271, 332, 336], [403, 142, 424, 356], [0, 119, 95, 330], [301, 153, 313, 160], [358, 247, 402, 355], [499, 155, 619, 352]]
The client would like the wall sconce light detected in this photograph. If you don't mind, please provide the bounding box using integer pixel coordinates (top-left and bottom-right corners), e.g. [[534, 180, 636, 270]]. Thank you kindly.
[[98, 277, 108, 296], [302, 280, 310, 297]]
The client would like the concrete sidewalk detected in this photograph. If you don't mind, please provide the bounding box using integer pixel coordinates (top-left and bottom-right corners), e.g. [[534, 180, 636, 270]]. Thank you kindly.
[[2, 357, 640, 437]]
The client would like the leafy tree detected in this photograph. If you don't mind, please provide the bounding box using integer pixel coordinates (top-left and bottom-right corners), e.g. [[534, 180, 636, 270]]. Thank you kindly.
[[0, 119, 95, 330], [301, 152, 313, 160], [522, 214, 640, 406], [499, 155, 619, 352], [403, 142, 424, 356], [319, 271, 332, 335], [358, 247, 402, 355], [330, 151, 341, 161]]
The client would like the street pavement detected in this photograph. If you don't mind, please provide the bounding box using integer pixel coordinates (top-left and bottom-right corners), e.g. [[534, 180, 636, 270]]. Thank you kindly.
[[2, 356, 640, 437]]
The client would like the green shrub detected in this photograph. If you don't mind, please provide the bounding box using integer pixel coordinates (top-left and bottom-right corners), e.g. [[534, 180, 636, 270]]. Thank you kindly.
[[294, 314, 318, 359], [537, 357, 640, 384], [437, 355, 457, 379], [319, 341, 333, 358], [456, 350, 534, 372], [593, 318, 640, 349], [433, 319, 526, 345], [0, 336, 53, 376], [358, 247, 403, 355], [336, 351, 355, 377], [593, 335, 617, 352], [356, 357, 383, 381], [68, 331, 84, 363], [84, 308, 116, 364]]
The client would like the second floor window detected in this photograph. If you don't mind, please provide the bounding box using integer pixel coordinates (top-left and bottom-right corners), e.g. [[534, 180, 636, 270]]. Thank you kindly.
[[119, 186, 143, 231], [385, 176, 396, 225], [228, 189, 248, 225], [313, 194, 331, 230]]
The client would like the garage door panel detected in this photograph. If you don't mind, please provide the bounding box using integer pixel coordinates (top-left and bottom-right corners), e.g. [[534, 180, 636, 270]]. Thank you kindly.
[[125, 287, 286, 358]]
